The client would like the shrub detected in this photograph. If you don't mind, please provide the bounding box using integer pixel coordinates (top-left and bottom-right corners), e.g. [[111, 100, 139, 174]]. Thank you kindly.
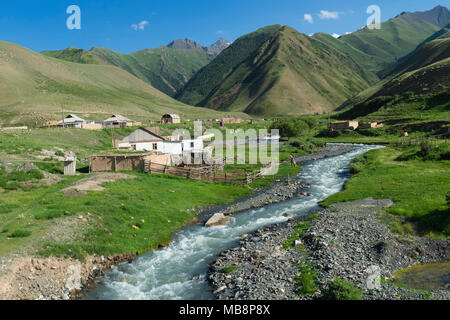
[[396, 142, 450, 161], [349, 155, 367, 174], [418, 140, 433, 158], [320, 278, 363, 300], [9, 229, 32, 238], [270, 118, 310, 137], [295, 264, 318, 295], [27, 169, 44, 180]]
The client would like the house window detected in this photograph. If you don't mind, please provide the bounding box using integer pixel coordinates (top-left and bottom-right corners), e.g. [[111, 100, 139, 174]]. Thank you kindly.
[[190, 142, 195, 148], [153, 143, 158, 150]]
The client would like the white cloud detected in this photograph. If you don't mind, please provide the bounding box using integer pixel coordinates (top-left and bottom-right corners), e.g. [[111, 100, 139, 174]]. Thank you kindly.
[[318, 10, 340, 20], [345, 32, 352, 35], [304, 14, 314, 24], [216, 30, 224, 35], [131, 20, 149, 31], [331, 33, 340, 38]]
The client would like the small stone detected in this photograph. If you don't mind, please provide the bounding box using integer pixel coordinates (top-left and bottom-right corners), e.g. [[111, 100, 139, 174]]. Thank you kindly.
[[214, 286, 227, 294]]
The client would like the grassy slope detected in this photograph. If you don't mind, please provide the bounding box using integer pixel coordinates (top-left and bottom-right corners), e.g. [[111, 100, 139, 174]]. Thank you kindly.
[[337, 38, 450, 118], [180, 26, 377, 116], [90, 47, 213, 97], [177, 25, 284, 106], [41, 47, 104, 65], [313, 13, 441, 75], [386, 38, 450, 76], [0, 172, 251, 258], [321, 147, 449, 238], [0, 41, 243, 126]]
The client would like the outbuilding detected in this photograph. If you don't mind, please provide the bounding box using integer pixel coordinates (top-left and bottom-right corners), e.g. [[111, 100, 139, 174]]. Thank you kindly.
[[102, 115, 142, 128], [58, 114, 88, 128], [161, 114, 181, 124]]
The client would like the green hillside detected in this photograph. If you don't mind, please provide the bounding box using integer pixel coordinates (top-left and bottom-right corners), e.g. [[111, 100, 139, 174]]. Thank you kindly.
[[178, 25, 378, 116], [90, 46, 213, 97], [388, 38, 450, 76], [41, 47, 104, 65], [42, 46, 213, 97], [336, 38, 450, 120], [313, 6, 448, 75], [0, 41, 239, 126], [176, 25, 284, 106]]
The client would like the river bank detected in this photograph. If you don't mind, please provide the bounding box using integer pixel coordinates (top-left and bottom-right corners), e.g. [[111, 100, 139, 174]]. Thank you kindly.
[[199, 143, 357, 222], [208, 198, 449, 300]]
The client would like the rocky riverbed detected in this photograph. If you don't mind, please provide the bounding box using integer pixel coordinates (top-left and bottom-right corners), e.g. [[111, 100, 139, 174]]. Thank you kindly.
[[294, 144, 356, 164], [0, 253, 135, 300], [209, 198, 449, 300]]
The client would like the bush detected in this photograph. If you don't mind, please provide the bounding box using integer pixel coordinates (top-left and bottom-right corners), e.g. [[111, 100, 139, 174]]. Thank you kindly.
[[270, 118, 311, 138], [419, 140, 433, 158], [349, 155, 367, 174], [9, 229, 32, 238], [289, 138, 321, 153], [320, 278, 363, 300], [27, 169, 44, 180], [295, 264, 318, 295], [396, 142, 450, 161]]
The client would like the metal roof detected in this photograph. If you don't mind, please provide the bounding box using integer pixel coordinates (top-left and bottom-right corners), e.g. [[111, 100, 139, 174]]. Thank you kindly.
[[103, 114, 133, 123], [58, 114, 86, 124], [162, 114, 180, 119]]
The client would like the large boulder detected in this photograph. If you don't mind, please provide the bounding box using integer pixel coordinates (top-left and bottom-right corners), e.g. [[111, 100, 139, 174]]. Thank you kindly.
[[205, 213, 232, 227]]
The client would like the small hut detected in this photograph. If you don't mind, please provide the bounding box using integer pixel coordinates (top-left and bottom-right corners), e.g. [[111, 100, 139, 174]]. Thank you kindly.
[[161, 114, 181, 124], [64, 157, 77, 176]]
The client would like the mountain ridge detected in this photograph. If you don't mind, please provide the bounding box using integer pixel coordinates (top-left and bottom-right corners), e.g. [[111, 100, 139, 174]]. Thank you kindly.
[[178, 25, 378, 116]]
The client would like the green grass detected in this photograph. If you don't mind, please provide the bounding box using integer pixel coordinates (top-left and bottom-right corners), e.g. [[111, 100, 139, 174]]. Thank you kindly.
[[295, 262, 318, 295], [0, 172, 252, 259], [221, 265, 238, 274], [321, 146, 450, 238], [282, 212, 320, 249], [319, 278, 363, 300], [9, 229, 32, 238]]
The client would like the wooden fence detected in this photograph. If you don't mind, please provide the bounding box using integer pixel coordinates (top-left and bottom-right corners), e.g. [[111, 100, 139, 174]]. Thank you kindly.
[[144, 160, 260, 185]]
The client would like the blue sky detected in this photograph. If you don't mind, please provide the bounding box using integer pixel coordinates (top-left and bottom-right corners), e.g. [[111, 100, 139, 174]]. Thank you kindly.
[[0, 0, 447, 53]]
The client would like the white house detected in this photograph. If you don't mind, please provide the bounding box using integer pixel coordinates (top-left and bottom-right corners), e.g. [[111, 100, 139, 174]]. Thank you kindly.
[[58, 114, 89, 128], [118, 127, 203, 155], [181, 139, 203, 152]]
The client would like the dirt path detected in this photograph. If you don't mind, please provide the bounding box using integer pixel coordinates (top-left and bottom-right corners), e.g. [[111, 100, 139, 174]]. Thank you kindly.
[[62, 172, 135, 195]]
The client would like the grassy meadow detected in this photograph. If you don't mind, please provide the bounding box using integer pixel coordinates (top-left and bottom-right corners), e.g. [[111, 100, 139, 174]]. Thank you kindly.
[[321, 144, 449, 238], [0, 171, 252, 259]]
